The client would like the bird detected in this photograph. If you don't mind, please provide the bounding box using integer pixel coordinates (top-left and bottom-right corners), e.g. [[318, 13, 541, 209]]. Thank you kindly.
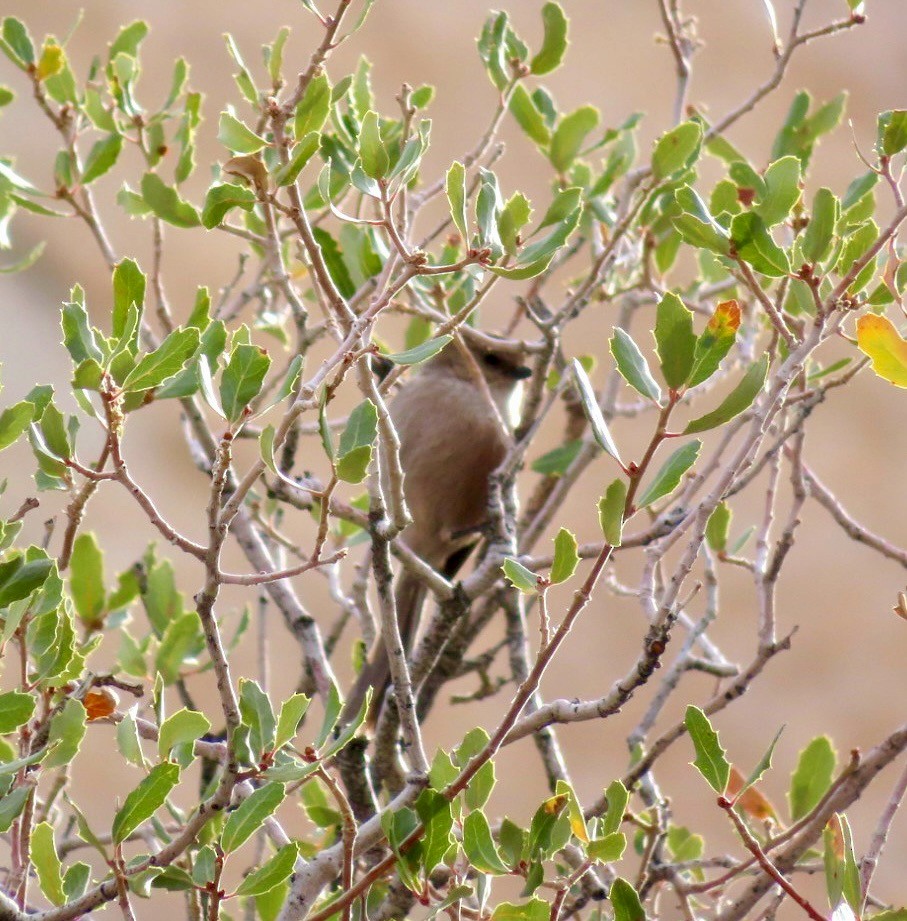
[[342, 337, 532, 724]]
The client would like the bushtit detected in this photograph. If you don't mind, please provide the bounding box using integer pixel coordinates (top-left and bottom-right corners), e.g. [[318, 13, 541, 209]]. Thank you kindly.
[[344, 338, 531, 722]]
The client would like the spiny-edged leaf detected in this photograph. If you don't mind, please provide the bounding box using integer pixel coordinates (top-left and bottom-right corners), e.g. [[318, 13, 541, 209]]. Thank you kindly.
[[234, 842, 298, 897], [315, 681, 343, 750], [220, 342, 271, 422], [735, 724, 784, 801], [610, 878, 645, 921], [878, 109, 907, 157], [121, 328, 200, 392], [140, 173, 200, 228], [112, 761, 180, 842], [416, 789, 455, 874], [754, 156, 801, 227], [550, 105, 599, 173], [598, 479, 626, 547], [549, 528, 579, 584], [491, 900, 549, 921], [489, 205, 581, 278], [0, 401, 34, 452], [572, 359, 622, 465], [158, 708, 210, 761], [654, 292, 697, 391], [531, 439, 582, 477], [311, 226, 355, 298], [2, 17, 34, 66], [731, 212, 790, 276], [385, 335, 452, 366], [275, 693, 310, 749], [687, 300, 741, 388], [610, 328, 662, 403], [685, 705, 730, 794], [338, 400, 378, 456], [801, 187, 839, 264], [0, 786, 31, 832], [109, 20, 148, 60], [43, 699, 86, 769], [218, 112, 268, 154], [602, 779, 629, 836], [112, 258, 146, 339], [69, 532, 105, 625], [636, 440, 700, 508], [672, 186, 731, 255], [706, 501, 731, 552], [336, 445, 371, 483], [81, 133, 123, 185], [509, 84, 550, 147], [446, 161, 468, 240], [117, 711, 145, 768], [295, 72, 331, 137], [856, 314, 907, 388], [588, 832, 626, 864], [789, 735, 836, 821], [462, 810, 511, 874], [239, 678, 276, 754], [684, 356, 768, 434], [222, 783, 285, 853], [502, 558, 539, 594], [499, 191, 534, 254], [31, 822, 65, 906], [359, 110, 389, 180], [274, 132, 320, 187], [530, 2, 568, 75], [0, 554, 54, 608], [201, 182, 256, 229], [652, 121, 702, 179], [0, 691, 34, 733]]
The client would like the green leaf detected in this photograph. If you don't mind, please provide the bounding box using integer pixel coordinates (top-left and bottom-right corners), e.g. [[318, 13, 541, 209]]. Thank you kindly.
[[112, 258, 146, 339], [878, 110, 907, 157], [588, 832, 626, 864], [2, 17, 35, 67], [338, 400, 379, 456], [239, 678, 277, 755], [684, 705, 730, 794], [0, 691, 34, 733], [0, 786, 31, 832], [688, 300, 741, 388], [502, 558, 539, 594], [336, 445, 372, 483], [572, 359, 622, 465], [275, 694, 310, 749], [69, 533, 105, 625], [463, 810, 511, 874], [158, 708, 210, 761], [531, 439, 582, 477], [222, 783, 285, 853], [673, 186, 731, 255], [384, 335, 452, 366], [705, 501, 731, 552], [220, 342, 271, 423], [121, 328, 200, 392], [0, 401, 33, 453], [789, 735, 836, 821], [499, 191, 534, 254], [446, 161, 468, 240], [112, 762, 180, 843], [602, 779, 629, 836], [312, 226, 355, 298], [491, 901, 549, 921], [550, 105, 599, 173], [754, 156, 801, 227], [62, 301, 103, 366], [218, 112, 268, 154], [684, 357, 768, 434], [652, 121, 702, 179], [735, 725, 784, 801], [509, 85, 550, 147], [636, 440, 700, 508], [234, 842, 298, 897], [610, 328, 662, 403], [610, 878, 645, 921], [141, 173, 200, 228], [598, 479, 626, 547], [201, 182, 256, 229], [530, 2, 568, 74], [109, 20, 148, 60], [654, 292, 696, 389], [549, 528, 579, 584], [31, 822, 65, 906], [731, 212, 790, 276], [117, 711, 146, 768], [274, 132, 320, 187], [359, 111, 389, 180], [801, 187, 839, 263], [44, 699, 86, 769], [81, 133, 123, 185], [416, 789, 455, 874], [295, 72, 331, 137]]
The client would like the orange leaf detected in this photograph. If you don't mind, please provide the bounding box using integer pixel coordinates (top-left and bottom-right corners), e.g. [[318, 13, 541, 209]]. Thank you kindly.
[[707, 300, 742, 335], [856, 314, 907, 387], [727, 765, 778, 822], [84, 687, 119, 721]]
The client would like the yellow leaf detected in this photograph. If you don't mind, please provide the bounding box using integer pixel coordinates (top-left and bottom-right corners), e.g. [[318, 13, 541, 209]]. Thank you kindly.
[[707, 300, 741, 335], [856, 314, 907, 387]]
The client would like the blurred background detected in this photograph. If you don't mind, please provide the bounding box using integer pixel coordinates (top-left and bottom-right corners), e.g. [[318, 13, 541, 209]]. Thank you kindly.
[[2, 0, 907, 915]]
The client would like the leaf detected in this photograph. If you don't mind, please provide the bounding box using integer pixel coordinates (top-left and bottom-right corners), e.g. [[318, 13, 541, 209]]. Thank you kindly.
[[0, 691, 34, 733], [636, 440, 700, 508], [652, 121, 702, 179], [610, 878, 645, 921], [731, 212, 790, 276], [588, 832, 626, 864], [755, 156, 801, 227], [706, 501, 731, 552], [598, 480, 626, 547], [239, 678, 277, 754], [685, 706, 730, 793], [502, 558, 539, 594], [31, 822, 65, 906], [81, 133, 123, 185], [220, 342, 271, 422], [359, 110, 389, 180], [801, 187, 839, 264], [158, 708, 210, 761], [218, 112, 268, 154], [117, 711, 145, 768], [109, 20, 148, 60], [0, 786, 31, 832], [572, 360, 622, 466], [610, 328, 662, 403], [140, 173, 200, 228], [549, 529, 579, 584], [789, 736, 836, 821], [688, 300, 742, 388], [201, 182, 257, 229], [0, 401, 33, 453], [111, 258, 146, 340], [654, 292, 696, 390], [44, 700, 86, 769], [2, 17, 34, 67], [462, 810, 511, 874], [384, 335, 452, 366], [338, 400, 378, 457], [733, 724, 785, 804], [550, 105, 599, 173], [684, 357, 768, 434], [445, 161, 468, 240], [416, 789, 455, 874], [531, 439, 582, 477], [476, 168, 503, 255], [275, 694, 310, 749], [295, 72, 331, 137], [856, 314, 907, 388], [234, 842, 298, 897], [222, 783, 286, 853], [336, 445, 372, 483], [69, 533, 105, 625], [499, 191, 534, 254], [602, 779, 629, 836], [673, 186, 731, 255], [112, 761, 180, 842], [509, 85, 550, 147], [529, 2, 568, 74], [121, 328, 200, 392], [878, 110, 907, 157], [274, 132, 320, 187]]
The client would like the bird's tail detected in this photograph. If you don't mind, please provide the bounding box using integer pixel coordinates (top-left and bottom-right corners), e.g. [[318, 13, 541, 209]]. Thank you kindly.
[[341, 572, 427, 726]]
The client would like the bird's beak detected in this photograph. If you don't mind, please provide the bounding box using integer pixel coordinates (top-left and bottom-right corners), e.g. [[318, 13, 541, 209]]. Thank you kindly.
[[511, 364, 533, 380]]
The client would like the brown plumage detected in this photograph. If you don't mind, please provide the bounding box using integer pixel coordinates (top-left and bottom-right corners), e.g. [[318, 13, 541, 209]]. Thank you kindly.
[[343, 339, 531, 723]]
